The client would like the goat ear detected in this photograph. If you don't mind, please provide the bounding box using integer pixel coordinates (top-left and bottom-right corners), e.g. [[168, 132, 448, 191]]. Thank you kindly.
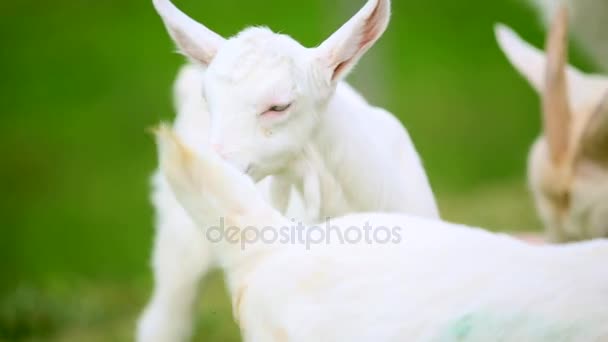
[[315, 0, 391, 82], [155, 124, 272, 227], [495, 24, 548, 92], [153, 0, 225, 66], [542, 6, 572, 165], [496, 9, 580, 165], [494, 21, 587, 95], [578, 92, 608, 166]]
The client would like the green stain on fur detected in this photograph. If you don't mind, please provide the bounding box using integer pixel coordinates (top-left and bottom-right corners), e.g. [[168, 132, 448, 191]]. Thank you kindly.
[[436, 311, 581, 342], [449, 313, 475, 339]]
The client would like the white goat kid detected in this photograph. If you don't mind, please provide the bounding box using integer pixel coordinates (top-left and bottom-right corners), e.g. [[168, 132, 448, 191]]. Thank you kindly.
[[495, 8, 608, 242], [138, 1, 439, 340], [157, 125, 608, 342], [152, 0, 439, 220]]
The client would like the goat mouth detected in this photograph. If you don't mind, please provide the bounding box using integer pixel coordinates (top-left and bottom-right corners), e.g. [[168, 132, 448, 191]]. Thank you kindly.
[[244, 164, 253, 175], [245, 164, 267, 182]]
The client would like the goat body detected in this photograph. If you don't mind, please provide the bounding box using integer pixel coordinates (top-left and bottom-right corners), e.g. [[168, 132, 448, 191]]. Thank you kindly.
[[157, 125, 608, 342], [496, 8, 608, 242]]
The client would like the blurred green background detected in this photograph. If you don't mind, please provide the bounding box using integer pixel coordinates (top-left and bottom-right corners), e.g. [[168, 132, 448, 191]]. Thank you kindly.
[[0, 0, 599, 340]]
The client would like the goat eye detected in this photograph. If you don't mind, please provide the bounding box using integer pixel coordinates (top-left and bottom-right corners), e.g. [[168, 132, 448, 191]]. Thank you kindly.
[[268, 103, 291, 113]]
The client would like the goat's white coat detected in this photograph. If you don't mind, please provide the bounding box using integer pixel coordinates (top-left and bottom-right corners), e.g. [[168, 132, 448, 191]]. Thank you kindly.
[[139, 0, 439, 340], [158, 126, 608, 342], [495, 23, 608, 242]]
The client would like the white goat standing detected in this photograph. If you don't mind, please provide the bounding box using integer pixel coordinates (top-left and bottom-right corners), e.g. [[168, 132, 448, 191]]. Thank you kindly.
[[532, 0, 608, 72], [138, 0, 439, 340], [156, 124, 608, 342], [496, 7, 608, 242]]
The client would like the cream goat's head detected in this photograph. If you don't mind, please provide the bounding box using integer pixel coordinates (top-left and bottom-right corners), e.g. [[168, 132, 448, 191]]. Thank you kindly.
[[153, 0, 391, 181], [496, 7, 608, 241]]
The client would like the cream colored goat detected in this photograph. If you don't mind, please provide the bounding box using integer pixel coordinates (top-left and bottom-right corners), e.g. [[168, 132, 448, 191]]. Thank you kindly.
[[496, 8, 608, 242]]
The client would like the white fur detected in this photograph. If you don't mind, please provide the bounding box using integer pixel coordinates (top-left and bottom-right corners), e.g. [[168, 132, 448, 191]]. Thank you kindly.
[[158, 126, 608, 342], [495, 24, 608, 242], [152, 0, 438, 220], [532, 0, 608, 72], [139, 1, 439, 340], [138, 65, 308, 342]]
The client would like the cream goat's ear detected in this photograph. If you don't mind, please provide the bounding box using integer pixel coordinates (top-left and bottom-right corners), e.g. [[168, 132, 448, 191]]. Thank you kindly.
[[155, 124, 273, 227], [579, 92, 608, 166], [315, 0, 391, 82], [153, 0, 225, 65], [495, 23, 547, 92], [542, 6, 572, 165], [155, 123, 202, 195], [494, 22, 586, 95]]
